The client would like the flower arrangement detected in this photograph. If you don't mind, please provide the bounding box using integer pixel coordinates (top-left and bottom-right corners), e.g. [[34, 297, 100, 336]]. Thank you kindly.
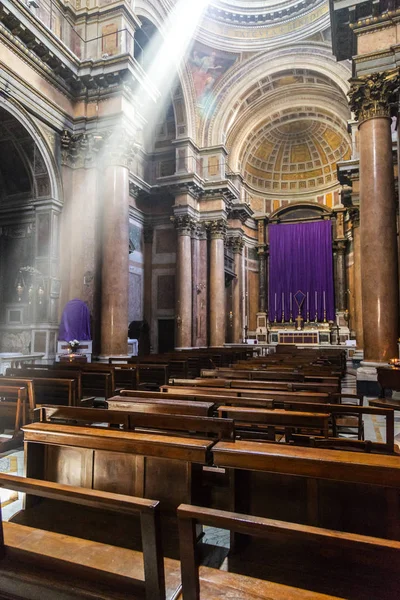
[[68, 339, 80, 353]]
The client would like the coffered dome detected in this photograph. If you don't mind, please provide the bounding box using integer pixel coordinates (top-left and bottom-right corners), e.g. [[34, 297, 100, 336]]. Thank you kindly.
[[241, 110, 351, 193]]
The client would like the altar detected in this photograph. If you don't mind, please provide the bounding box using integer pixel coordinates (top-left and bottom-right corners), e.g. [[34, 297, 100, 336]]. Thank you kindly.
[[268, 328, 331, 345]]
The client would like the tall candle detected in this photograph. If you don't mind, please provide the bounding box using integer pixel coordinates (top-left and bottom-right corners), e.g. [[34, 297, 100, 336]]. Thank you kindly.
[[307, 292, 309, 311], [290, 293, 292, 312], [274, 293, 277, 311], [282, 292, 284, 319], [315, 291, 317, 308], [323, 291, 326, 311]]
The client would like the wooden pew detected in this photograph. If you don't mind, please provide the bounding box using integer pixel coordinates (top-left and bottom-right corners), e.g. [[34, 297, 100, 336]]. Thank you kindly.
[[7, 367, 87, 402], [36, 405, 235, 441], [107, 396, 215, 417], [0, 385, 27, 451], [56, 362, 115, 398], [0, 473, 180, 600], [211, 440, 400, 539], [3, 372, 77, 406], [0, 376, 35, 409], [160, 385, 331, 404], [216, 406, 330, 442], [282, 402, 395, 453], [177, 503, 400, 600], [168, 378, 340, 395], [201, 368, 341, 386], [22, 422, 214, 515]]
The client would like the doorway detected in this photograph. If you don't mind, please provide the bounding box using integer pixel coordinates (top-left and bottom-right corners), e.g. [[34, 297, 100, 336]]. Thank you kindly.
[[158, 319, 175, 353]]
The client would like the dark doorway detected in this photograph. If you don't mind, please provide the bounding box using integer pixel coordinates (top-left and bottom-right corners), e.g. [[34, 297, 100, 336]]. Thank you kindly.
[[158, 319, 175, 353]]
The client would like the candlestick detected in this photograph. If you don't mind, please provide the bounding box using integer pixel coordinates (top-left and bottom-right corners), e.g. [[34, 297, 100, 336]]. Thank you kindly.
[[274, 293, 277, 323], [315, 291, 318, 323], [306, 292, 309, 312], [289, 292, 293, 323], [282, 292, 285, 323], [323, 291, 326, 311]]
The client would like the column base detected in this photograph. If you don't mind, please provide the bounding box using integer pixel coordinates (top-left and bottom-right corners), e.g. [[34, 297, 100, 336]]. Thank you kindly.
[[256, 312, 268, 343], [356, 365, 382, 397], [97, 354, 131, 363]]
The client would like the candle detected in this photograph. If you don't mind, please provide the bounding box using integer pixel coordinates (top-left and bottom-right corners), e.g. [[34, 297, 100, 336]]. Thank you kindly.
[[274, 293, 277, 318], [323, 291, 326, 311], [307, 292, 309, 311], [290, 293, 292, 312], [315, 291, 317, 308], [282, 292, 284, 319]]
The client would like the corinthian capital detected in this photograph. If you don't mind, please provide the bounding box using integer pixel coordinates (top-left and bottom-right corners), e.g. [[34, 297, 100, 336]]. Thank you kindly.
[[348, 70, 400, 124], [171, 215, 196, 236], [206, 219, 227, 240]]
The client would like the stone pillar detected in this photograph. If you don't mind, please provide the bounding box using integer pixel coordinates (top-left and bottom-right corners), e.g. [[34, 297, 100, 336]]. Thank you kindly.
[[209, 219, 227, 347], [100, 164, 130, 356], [334, 241, 347, 312], [232, 236, 244, 343], [259, 250, 266, 313], [143, 225, 153, 333], [352, 210, 364, 348], [349, 72, 399, 362], [173, 215, 193, 348]]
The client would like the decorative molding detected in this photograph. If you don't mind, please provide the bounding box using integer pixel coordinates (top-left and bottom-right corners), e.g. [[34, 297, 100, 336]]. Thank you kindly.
[[348, 70, 400, 124]]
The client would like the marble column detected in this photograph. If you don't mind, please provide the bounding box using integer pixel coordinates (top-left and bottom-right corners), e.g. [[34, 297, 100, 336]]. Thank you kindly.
[[334, 241, 347, 312], [258, 250, 266, 314], [232, 236, 244, 343], [173, 215, 193, 348], [143, 225, 153, 328], [349, 72, 399, 362], [352, 211, 364, 348], [209, 219, 227, 347], [100, 164, 130, 356]]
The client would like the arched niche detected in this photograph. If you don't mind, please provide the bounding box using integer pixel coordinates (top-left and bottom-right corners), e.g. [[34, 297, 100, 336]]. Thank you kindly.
[[0, 100, 62, 359]]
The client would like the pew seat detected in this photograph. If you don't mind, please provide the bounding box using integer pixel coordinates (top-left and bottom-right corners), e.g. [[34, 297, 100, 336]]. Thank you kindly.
[[177, 504, 400, 599], [0, 473, 181, 600]]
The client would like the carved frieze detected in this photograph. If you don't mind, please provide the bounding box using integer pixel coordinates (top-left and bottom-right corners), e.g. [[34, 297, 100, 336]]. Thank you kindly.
[[348, 70, 400, 123]]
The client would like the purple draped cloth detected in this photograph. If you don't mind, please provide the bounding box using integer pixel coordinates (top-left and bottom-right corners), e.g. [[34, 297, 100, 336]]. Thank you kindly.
[[58, 299, 91, 341], [268, 221, 335, 322]]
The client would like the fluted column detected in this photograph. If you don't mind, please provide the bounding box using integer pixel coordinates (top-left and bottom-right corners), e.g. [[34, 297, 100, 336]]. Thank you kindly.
[[349, 71, 399, 362], [259, 250, 266, 314], [209, 219, 227, 347], [100, 164, 129, 356], [232, 236, 244, 343], [173, 215, 193, 348]]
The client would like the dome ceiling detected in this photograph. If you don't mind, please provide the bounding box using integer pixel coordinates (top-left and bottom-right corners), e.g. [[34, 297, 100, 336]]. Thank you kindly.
[[198, 0, 330, 51], [241, 110, 351, 194]]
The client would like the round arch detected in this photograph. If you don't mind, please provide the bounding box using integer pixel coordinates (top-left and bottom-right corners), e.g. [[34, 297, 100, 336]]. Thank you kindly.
[[0, 96, 61, 204], [200, 43, 351, 147]]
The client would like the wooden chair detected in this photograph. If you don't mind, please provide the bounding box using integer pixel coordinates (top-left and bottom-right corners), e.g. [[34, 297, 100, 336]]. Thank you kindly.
[[0, 473, 179, 600], [0, 385, 27, 451]]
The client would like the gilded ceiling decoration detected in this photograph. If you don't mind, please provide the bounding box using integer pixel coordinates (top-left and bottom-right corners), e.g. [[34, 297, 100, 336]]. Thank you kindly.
[[197, 0, 330, 50]]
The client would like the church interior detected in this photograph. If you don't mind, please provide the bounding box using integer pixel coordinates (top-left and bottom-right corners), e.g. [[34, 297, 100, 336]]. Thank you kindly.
[[1, 0, 400, 597]]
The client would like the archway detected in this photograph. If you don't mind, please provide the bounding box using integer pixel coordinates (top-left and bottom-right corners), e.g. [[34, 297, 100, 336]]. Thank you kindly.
[[0, 102, 62, 358]]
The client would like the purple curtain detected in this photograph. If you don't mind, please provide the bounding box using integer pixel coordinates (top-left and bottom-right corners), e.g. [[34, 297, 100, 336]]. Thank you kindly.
[[58, 298, 91, 341], [268, 221, 335, 322]]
